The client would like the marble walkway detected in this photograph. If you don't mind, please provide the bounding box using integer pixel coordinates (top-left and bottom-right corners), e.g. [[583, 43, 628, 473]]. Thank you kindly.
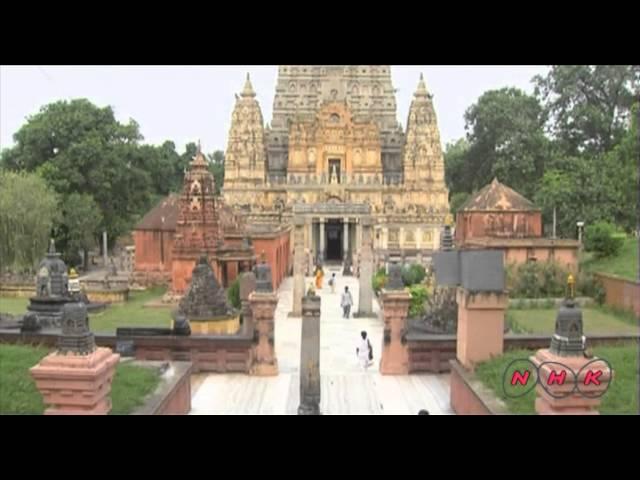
[[190, 267, 453, 415]]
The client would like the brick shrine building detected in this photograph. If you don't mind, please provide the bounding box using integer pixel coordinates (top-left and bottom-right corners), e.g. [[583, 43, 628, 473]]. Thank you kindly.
[[455, 178, 579, 270], [133, 145, 290, 293]]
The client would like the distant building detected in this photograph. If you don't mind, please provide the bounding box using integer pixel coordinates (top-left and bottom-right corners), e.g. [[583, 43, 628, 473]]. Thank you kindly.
[[455, 178, 579, 270]]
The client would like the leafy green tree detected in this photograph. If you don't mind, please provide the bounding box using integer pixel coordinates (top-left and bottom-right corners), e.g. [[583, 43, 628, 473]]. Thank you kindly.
[[55, 194, 104, 268], [444, 138, 471, 194], [462, 88, 550, 199], [534, 65, 640, 156], [585, 221, 624, 258], [0, 99, 154, 245], [208, 150, 225, 195], [0, 171, 60, 273], [449, 192, 470, 215]]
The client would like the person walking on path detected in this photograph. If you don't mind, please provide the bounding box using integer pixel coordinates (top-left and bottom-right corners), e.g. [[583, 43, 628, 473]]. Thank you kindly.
[[329, 273, 336, 293], [356, 330, 373, 370], [315, 264, 324, 290], [341, 286, 353, 318]]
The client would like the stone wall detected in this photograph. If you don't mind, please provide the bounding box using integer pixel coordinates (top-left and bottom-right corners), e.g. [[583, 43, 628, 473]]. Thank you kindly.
[[0, 283, 34, 298], [131, 361, 193, 415], [594, 272, 640, 317]]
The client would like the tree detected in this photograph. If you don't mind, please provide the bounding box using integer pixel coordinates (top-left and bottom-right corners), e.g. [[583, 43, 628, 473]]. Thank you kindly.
[[208, 150, 225, 195], [444, 138, 471, 194], [138, 141, 182, 196], [584, 221, 624, 258], [600, 101, 639, 232], [55, 194, 104, 268], [449, 192, 470, 215], [462, 88, 550, 199], [0, 99, 154, 245], [534, 65, 640, 156], [0, 171, 60, 273]]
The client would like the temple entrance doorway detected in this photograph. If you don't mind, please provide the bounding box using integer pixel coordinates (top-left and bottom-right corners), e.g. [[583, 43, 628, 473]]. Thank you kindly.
[[325, 219, 343, 262]]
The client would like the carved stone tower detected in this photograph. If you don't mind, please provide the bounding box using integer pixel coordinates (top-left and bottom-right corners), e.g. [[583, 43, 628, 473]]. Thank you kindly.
[[223, 74, 267, 190]]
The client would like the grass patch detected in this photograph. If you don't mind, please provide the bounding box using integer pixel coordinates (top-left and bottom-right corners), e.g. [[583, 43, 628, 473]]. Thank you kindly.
[[583, 237, 638, 281], [0, 287, 171, 333], [0, 344, 161, 415], [0, 344, 47, 414], [0, 297, 29, 315], [88, 287, 171, 333], [110, 363, 162, 415], [508, 307, 638, 335], [476, 344, 639, 414]]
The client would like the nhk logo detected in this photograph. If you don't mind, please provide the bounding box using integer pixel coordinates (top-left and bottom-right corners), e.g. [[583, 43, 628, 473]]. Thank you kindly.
[[502, 357, 613, 399]]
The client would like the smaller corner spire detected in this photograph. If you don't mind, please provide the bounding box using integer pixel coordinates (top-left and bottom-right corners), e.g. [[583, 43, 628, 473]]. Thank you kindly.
[[241, 72, 256, 98], [415, 73, 428, 98], [191, 140, 207, 167]]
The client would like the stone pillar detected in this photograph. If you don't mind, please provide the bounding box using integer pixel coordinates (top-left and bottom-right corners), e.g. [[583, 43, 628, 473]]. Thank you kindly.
[[30, 302, 119, 415], [379, 264, 411, 375], [249, 263, 278, 376], [290, 217, 306, 317], [343, 218, 349, 256], [433, 227, 440, 251], [298, 293, 321, 415], [456, 288, 508, 369], [319, 219, 325, 264], [356, 217, 375, 318], [239, 270, 256, 335]]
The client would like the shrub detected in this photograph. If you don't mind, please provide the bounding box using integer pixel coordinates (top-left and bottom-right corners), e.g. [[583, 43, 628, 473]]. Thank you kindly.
[[584, 221, 624, 258], [514, 261, 541, 298], [505, 311, 531, 333], [227, 278, 241, 309], [539, 261, 565, 297], [576, 271, 606, 304], [408, 285, 429, 318], [372, 272, 387, 294], [402, 264, 426, 286]]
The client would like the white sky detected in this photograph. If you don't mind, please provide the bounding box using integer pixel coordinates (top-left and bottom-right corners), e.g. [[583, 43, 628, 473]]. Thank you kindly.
[[0, 65, 549, 153]]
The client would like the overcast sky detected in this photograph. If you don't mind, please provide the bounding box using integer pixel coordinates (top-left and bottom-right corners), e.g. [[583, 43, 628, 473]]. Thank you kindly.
[[0, 65, 549, 153]]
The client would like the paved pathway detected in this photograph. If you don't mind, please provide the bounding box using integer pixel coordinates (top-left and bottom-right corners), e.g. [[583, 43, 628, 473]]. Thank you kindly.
[[190, 268, 453, 415]]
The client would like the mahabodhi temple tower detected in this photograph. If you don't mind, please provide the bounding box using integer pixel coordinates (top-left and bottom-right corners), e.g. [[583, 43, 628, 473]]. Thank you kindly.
[[223, 65, 450, 267]]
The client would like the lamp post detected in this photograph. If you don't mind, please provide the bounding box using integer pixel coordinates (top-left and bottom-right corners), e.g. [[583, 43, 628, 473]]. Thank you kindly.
[[576, 221, 584, 253]]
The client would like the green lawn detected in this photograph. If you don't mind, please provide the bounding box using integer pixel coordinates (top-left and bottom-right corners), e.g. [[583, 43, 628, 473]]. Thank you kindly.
[[0, 297, 28, 315], [476, 344, 639, 414], [87, 287, 172, 333], [0, 287, 172, 333], [507, 307, 638, 335], [583, 237, 638, 281], [0, 344, 160, 415]]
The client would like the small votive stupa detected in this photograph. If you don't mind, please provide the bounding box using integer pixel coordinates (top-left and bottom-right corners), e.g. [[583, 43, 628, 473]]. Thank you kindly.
[[172, 255, 240, 335]]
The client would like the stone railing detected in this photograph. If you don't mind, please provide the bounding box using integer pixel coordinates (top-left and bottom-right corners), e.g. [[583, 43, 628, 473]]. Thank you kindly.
[[266, 173, 404, 188], [292, 203, 371, 215], [0, 330, 254, 374], [405, 332, 640, 373]]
